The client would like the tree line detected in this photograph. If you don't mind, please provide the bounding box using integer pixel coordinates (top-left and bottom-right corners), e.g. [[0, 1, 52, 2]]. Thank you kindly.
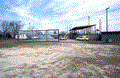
[[0, 20, 24, 39]]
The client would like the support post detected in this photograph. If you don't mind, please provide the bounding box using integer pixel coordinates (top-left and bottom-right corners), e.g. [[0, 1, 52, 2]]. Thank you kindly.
[[88, 16, 90, 34], [46, 30, 47, 41], [58, 29, 59, 42], [99, 19, 102, 33], [32, 30, 34, 42], [18, 30, 20, 41], [106, 7, 110, 32]]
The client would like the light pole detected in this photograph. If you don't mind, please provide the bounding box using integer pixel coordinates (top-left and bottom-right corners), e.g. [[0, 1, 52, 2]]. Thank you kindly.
[[106, 7, 110, 32], [88, 16, 90, 34], [29, 22, 31, 30], [99, 19, 102, 33]]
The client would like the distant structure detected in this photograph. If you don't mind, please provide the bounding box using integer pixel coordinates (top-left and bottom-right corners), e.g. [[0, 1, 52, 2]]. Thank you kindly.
[[99, 19, 102, 33], [70, 24, 96, 31], [69, 24, 100, 39]]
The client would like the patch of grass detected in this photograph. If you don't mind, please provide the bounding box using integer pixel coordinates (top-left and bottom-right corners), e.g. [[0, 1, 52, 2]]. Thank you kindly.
[[63, 56, 120, 77], [0, 42, 21, 48], [0, 41, 54, 48], [19, 41, 50, 47], [78, 40, 120, 45], [67, 54, 120, 67]]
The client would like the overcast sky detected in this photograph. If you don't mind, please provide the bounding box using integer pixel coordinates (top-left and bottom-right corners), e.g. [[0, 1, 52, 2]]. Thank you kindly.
[[0, 0, 120, 32]]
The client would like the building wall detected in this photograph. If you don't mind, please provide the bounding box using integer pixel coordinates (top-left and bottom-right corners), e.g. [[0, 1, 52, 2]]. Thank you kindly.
[[88, 34, 101, 40], [101, 32, 120, 44]]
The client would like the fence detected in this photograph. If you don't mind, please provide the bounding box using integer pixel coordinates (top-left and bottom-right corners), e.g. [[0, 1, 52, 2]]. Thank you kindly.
[[16, 29, 59, 42]]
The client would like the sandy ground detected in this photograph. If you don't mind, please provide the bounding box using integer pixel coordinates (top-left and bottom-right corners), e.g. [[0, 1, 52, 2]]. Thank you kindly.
[[0, 39, 120, 78]]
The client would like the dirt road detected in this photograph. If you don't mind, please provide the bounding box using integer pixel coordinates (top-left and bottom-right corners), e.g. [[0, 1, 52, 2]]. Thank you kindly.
[[0, 39, 120, 78]]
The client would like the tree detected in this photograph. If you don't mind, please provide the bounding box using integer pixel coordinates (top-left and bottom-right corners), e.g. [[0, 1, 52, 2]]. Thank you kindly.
[[1, 20, 24, 39], [1, 21, 12, 38], [26, 24, 35, 40], [9, 21, 24, 38], [27, 25, 35, 30]]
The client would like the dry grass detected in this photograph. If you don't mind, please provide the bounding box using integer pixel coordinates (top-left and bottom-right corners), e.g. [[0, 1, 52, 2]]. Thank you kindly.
[[44, 54, 120, 78], [0, 41, 57, 48], [78, 40, 120, 45], [0, 40, 120, 78]]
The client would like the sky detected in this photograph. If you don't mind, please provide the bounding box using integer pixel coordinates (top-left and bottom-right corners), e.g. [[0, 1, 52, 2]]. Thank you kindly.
[[0, 0, 120, 32]]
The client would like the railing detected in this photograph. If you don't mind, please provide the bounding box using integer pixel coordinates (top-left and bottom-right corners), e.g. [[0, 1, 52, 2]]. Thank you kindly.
[[16, 29, 59, 42]]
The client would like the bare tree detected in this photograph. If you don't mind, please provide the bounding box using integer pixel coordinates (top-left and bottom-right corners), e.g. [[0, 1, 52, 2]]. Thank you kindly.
[[10, 21, 24, 38], [1, 20, 24, 39], [1, 21, 12, 38], [27, 25, 35, 30]]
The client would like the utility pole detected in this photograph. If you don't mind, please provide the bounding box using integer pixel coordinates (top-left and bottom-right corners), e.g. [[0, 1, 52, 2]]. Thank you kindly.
[[88, 16, 90, 25], [94, 25, 96, 34], [70, 24, 73, 29], [88, 16, 90, 34], [67, 27, 69, 34], [99, 19, 102, 33], [106, 7, 110, 32], [69, 26, 71, 33], [29, 22, 31, 30]]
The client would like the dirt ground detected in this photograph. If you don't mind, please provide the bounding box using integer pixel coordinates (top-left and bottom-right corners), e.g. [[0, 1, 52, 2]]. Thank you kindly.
[[0, 39, 120, 78]]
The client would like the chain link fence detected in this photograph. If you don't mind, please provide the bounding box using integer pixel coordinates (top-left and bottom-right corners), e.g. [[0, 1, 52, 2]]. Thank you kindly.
[[15, 29, 59, 42]]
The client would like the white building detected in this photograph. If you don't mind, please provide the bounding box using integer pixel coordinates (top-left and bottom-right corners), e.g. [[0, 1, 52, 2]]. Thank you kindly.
[[15, 34, 28, 39]]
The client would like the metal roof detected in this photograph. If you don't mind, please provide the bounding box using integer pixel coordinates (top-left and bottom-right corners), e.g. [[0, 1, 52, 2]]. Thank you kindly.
[[70, 24, 96, 31], [101, 31, 120, 33]]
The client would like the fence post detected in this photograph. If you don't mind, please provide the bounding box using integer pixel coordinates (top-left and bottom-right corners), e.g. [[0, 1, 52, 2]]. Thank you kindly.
[[32, 30, 34, 42], [18, 30, 19, 42], [46, 30, 47, 41], [58, 29, 60, 42]]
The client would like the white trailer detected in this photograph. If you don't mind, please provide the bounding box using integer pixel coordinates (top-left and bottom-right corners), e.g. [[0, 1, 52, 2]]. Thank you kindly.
[[15, 34, 28, 39]]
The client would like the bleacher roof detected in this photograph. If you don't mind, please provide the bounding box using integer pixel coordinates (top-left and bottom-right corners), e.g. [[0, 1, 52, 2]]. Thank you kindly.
[[70, 24, 96, 31]]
